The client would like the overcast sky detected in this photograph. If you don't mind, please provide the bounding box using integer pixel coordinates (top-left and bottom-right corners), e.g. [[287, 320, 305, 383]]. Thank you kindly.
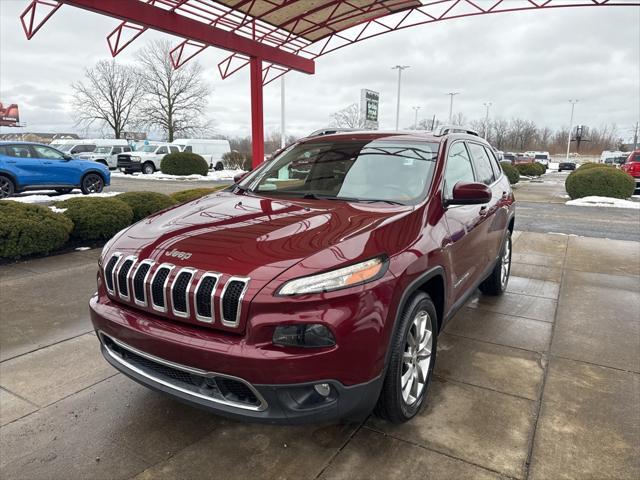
[[1, 0, 639, 141]]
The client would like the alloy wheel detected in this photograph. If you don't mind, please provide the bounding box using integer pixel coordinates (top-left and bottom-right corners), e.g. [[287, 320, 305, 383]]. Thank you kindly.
[[83, 174, 103, 193], [401, 310, 433, 406], [0, 177, 13, 198]]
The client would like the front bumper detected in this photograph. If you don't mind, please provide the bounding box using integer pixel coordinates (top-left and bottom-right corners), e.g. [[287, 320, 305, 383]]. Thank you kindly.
[[117, 159, 142, 172], [97, 330, 382, 424]]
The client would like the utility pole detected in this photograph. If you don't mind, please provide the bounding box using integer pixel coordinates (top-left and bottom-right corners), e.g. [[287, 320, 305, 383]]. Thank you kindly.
[[412, 106, 421, 129], [566, 99, 578, 160], [392, 65, 410, 130], [280, 75, 286, 149], [633, 121, 639, 150], [483, 102, 492, 138], [447, 92, 459, 123]]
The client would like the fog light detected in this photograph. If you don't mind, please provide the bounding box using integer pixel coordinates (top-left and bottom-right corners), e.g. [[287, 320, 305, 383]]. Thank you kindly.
[[314, 383, 331, 397], [272, 324, 335, 347]]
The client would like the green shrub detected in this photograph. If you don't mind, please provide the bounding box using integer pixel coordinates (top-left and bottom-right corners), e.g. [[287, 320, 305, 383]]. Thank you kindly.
[[577, 162, 613, 171], [565, 167, 635, 199], [169, 186, 227, 204], [116, 192, 176, 222], [515, 162, 545, 176], [55, 197, 133, 241], [161, 152, 209, 176], [0, 201, 74, 259], [500, 162, 520, 185]]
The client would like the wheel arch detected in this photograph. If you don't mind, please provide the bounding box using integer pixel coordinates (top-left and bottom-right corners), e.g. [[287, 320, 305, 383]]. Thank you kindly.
[[0, 170, 19, 189], [81, 169, 108, 185]]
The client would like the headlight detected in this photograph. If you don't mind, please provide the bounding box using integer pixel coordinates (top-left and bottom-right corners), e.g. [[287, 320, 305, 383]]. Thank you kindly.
[[131, 156, 141, 162], [277, 257, 387, 296]]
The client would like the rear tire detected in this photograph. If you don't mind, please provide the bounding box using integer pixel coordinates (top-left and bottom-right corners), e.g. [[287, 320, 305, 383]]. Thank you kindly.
[[0, 175, 15, 199], [142, 162, 155, 175], [81, 173, 104, 195], [479, 231, 512, 296], [375, 292, 437, 423]]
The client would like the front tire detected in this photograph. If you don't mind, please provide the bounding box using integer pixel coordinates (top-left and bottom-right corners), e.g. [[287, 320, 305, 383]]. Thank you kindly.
[[81, 173, 104, 195], [142, 162, 155, 175], [0, 175, 15, 199], [479, 231, 512, 296], [375, 292, 437, 423]]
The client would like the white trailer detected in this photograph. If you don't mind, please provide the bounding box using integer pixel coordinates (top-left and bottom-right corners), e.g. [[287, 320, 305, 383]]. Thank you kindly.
[[171, 139, 231, 170]]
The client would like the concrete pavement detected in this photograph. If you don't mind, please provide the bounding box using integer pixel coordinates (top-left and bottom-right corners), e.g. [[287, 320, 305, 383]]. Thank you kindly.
[[0, 232, 638, 479]]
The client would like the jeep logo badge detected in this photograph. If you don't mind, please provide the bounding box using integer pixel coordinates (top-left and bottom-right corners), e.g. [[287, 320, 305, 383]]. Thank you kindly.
[[165, 249, 192, 260]]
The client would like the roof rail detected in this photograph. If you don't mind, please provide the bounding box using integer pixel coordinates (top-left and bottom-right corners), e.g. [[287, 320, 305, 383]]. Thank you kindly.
[[433, 125, 479, 137]]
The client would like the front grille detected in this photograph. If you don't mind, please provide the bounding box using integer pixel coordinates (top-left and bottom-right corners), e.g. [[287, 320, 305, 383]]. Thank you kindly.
[[171, 269, 194, 316], [133, 262, 152, 304], [101, 333, 264, 410], [151, 266, 172, 309], [117, 258, 134, 298], [221, 279, 248, 326], [195, 275, 218, 321], [104, 255, 120, 292]]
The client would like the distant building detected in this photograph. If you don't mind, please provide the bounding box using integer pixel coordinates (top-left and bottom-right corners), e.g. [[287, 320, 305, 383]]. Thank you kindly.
[[0, 132, 80, 144]]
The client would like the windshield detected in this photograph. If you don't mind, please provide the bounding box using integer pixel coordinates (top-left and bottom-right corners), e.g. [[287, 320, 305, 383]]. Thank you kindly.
[[93, 146, 111, 153], [535, 154, 547, 159], [241, 140, 439, 204], [140, 145, 157, 152]]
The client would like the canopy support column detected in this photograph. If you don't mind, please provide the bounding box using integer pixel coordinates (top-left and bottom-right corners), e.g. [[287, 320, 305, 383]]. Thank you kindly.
[[250, 56, 264, 169]]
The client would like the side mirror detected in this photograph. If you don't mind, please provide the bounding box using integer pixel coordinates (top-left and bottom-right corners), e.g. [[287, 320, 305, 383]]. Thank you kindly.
[[233, 171, 249, 184], [63, 154, 72, 161], [445, 181, 492, 206]]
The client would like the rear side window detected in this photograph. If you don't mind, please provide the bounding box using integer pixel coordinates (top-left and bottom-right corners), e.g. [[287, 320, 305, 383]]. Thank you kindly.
[[169, 146, 180, 154], [4, 145, 34, 158], [444, 142, 475, 198], [467, 142, 496, 185], [0, 146, 7, 156], [157, 146, 168, 155], [183, 145, 193, 152]]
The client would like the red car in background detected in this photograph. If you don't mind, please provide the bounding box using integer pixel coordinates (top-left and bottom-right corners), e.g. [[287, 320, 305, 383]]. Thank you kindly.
[[621, 149, 640, 192], [90, 128, 515, 424]]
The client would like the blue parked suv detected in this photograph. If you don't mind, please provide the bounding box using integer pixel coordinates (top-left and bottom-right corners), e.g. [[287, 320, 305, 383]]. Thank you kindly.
[[0, 142, 110, 199]]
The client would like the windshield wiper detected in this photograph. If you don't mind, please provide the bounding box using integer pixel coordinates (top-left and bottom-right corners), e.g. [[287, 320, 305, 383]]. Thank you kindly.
[[357, 199, 406, 206], [235, 184, 252, 194]]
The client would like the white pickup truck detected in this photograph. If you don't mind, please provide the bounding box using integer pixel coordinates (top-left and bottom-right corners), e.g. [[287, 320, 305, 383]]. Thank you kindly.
[[78, 144, 132, 170], [116, 143, 181, 174]]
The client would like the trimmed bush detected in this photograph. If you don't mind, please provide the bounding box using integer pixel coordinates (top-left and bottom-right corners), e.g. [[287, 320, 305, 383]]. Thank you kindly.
[[565, 167, 635, 199], [55, 197, 133, 241], [577, 162, 613, 171], [169, 186, 227, 204], [116, 192, 176, 222], [515, 162, 545, 177], [0, 201, 73, 259], [500, 162, 520, 185], [161, 152, 209, 176]]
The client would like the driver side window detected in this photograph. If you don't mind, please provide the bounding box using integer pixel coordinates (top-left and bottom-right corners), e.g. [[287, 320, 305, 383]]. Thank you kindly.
[[444, 142, 475, 198], [32, 145, 65, 160]]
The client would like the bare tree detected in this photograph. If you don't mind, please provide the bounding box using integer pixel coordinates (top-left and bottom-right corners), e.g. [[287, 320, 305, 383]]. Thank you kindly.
[[136, 39, 211, 141], [71, 60, 144, 139], [492, 119, 509, 150], [330, 103, 367, 129]]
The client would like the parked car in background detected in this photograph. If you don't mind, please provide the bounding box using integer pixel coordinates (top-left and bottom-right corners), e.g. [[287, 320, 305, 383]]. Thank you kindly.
[[117, 143, 181, 174], [76, 142, 132, 170], [50, 138, 127, 156], [620, 149, 640, 192], [90, 128, 515, 424], [0, 141, 110, 198], [533, 152, 550, 166], [171, 139, 231, 171], [558, 160, 577, 172], [513, 154, 534, 165], [503, 152, 516, 163]]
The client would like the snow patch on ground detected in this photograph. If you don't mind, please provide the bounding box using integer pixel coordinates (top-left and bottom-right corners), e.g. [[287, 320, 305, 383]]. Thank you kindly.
[[2, 191, 123, 205], [75, 247, 92, 251], [566, 196, 640, 210], [48, 206, 67, 213], [111, 169, 243, 182]]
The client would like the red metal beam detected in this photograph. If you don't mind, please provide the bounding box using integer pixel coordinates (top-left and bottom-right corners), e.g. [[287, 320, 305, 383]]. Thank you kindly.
[[250, 56, 264, 169], [20, 0, 62, 40], [60, 0, 315, 74]]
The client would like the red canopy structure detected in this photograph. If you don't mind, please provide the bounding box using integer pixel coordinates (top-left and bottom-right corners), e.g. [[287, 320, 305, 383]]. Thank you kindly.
[[21, 0, 640, 167]]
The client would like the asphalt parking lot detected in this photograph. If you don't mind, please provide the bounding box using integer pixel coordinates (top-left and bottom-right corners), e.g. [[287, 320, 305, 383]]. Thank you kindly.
[[1, 229, 639, 480]]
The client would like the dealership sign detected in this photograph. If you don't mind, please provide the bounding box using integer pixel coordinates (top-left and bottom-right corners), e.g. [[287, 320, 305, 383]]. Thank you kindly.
[[0, 102, 20, 127], [360, 89, 379, 129]]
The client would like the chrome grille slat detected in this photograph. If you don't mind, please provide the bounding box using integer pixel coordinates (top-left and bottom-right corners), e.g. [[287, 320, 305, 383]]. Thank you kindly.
[[220, 277, 249, 328], [171, 268, 196, 318], [132, 260, 154, 307], [104, 253, 122, 294], [194, 273, 221, 323], [116, 256, 136, 301], [150, 264, 174, 312]]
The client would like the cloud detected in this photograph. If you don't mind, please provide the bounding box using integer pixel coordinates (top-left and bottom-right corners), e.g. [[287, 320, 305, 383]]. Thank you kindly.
[[1, 1, 638, 140]]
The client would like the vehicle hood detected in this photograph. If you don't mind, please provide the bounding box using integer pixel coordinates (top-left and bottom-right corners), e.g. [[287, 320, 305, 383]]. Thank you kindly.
[[104, 191, 415, 279]]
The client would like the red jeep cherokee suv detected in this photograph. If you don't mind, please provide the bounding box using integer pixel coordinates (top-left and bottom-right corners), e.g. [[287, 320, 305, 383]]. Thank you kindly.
[[90, 128, 515, 424]]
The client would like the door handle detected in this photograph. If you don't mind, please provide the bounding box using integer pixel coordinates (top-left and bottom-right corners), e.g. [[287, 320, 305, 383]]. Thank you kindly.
[[501, 191, 508, 200], [7, 160, 17, 164], [479, 206, 488, 216]]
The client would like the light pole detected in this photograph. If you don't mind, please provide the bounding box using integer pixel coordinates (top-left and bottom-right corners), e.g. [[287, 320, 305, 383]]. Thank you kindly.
[[392, 65, 410, 130], [280, 75, 286, 148], [566, 100, 578, 160], [483, 102, 492, 138], [412, 106, 421, 129], [447, 92, 459, 123]]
